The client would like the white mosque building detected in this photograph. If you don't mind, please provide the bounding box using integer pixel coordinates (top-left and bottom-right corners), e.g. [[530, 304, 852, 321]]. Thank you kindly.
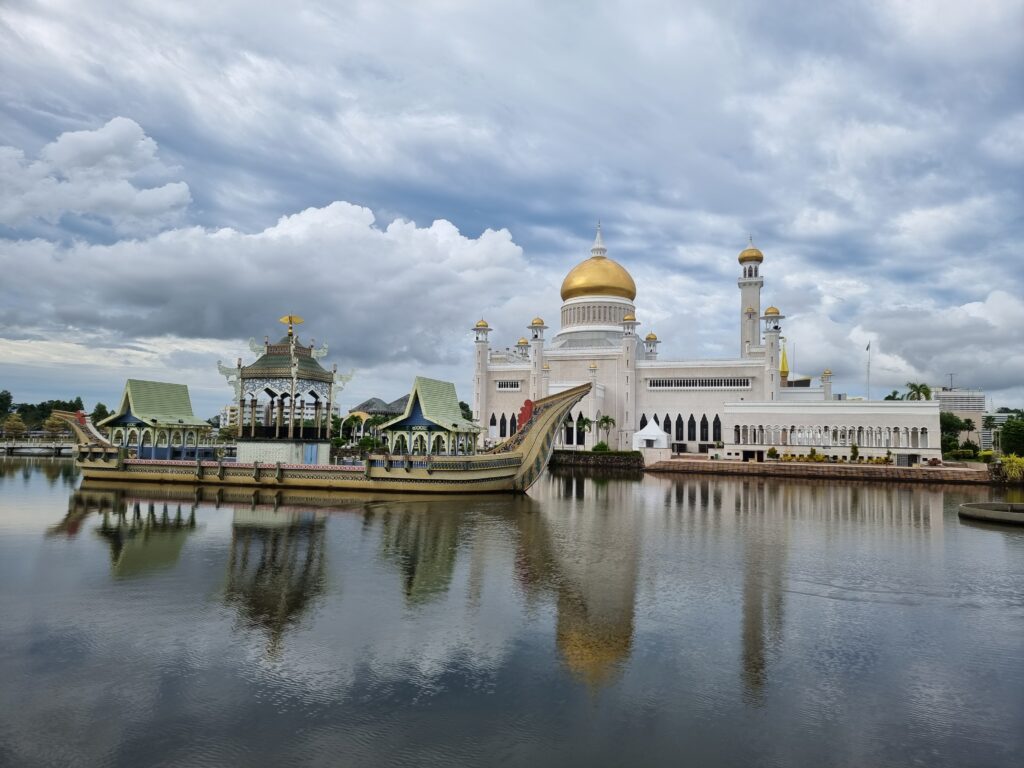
[[472, 228, 940, 463]]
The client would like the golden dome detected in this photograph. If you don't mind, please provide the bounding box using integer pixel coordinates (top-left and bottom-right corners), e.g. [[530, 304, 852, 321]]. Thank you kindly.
[[474, 319, 489, 328], [622, 312, 636, 322], [764, 306, 780, 316], [560, 227, 636, 301], [739, 238, 764, 264], [530, 317, 545, 326], [645, 332, 658, 341], [517, 336, 529, 345], [745, 306, 755, 313], [823, 368, 832, 376]]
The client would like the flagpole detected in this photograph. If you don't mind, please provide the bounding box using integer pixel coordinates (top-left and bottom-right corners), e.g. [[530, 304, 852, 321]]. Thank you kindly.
[[865, 341, 871, 400]]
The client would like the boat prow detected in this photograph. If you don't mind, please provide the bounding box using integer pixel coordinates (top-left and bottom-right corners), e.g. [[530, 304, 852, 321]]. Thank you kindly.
[[958, 502, 1024, 526]]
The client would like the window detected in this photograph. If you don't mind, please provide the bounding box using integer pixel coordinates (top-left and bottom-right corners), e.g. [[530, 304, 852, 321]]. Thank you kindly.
[[675, 414, 685, 441], [688, 415, 696, 441], [500, 414, 507, 437], [496, 381, 520, 391], [700, 415, 709, 442], [712, 415, 722, 442], [648, 377, 751, 389]]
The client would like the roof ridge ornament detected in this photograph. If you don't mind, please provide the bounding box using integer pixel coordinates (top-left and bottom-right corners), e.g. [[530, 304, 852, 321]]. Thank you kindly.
[[279, 314, 304, 337]]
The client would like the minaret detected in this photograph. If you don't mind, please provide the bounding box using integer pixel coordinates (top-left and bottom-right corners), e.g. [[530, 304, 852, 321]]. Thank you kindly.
[[738, 238, 764, 357], [821, 369, 833, 401], [588, 362, 599, 448], [762, 307, 784, 401], [472, 319, 491, 443], [780, 343, 790, 387], [528, 317, 547, 400], [620, 313, 639, 450], [643, 332, 660, 360]]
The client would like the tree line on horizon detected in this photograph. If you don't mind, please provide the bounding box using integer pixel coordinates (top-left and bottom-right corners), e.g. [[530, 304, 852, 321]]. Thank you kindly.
[[0, 389, 110, 438]]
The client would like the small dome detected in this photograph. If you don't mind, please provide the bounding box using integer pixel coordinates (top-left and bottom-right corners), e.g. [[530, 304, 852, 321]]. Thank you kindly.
[[645, 332, 658, 341], [622, 312, 636, 322], [764, 306, 780, 316], [739, 238, 764, 264], [475, 319, 489, 328], [530, 316, 545, 326], [517, 337, 529, 346], [823, 368, 832, 376], [745, 306, 755, 313], [588, 361, 598, 369]]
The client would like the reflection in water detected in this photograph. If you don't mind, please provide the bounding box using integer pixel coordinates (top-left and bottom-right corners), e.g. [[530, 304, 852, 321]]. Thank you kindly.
[[226, 505, 328, 656], [523, 471, 641, 686], [6, 467, 1019, 767], [0, 455, 78, 486], [55, 488, 200, 577]]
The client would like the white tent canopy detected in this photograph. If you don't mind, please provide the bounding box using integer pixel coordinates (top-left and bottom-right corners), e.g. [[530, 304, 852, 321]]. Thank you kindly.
[[632, 420, 669, 450]]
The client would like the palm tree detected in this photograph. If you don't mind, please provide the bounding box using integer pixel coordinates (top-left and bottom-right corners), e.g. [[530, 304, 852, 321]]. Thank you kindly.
[[576, 416, 593, 450], [597, 414, 616, 444], [905, 382, 932, 401], [884, 390, 903, 400], [962, 418, 977, 449]]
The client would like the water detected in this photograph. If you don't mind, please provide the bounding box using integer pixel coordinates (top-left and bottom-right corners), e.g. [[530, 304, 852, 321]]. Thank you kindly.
[[1, 457, 1022, 767]]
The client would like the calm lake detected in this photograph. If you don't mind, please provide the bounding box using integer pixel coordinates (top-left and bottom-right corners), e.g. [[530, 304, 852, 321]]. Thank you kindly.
[[1, 457, 1022, 767]]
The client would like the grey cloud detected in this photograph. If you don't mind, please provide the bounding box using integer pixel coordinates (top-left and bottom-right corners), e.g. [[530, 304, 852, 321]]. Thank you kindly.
[[0, 1, 1022, 406]]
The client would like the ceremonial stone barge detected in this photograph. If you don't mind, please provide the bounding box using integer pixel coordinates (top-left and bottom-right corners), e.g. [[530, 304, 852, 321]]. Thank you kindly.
[[53, 316, 590, 494]]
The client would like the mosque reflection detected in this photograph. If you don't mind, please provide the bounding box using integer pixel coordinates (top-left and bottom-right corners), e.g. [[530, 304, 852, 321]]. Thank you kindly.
[[57, 472, 984, 693]]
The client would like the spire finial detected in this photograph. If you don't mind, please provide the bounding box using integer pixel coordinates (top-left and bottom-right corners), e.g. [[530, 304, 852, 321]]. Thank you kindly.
[[591, 222, 607, 257], [748, 233, 753, 246]]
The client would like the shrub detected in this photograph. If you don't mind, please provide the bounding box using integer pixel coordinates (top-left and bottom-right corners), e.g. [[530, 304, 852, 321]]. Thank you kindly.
[[978, 450, 994, 463], [766, 447, 779, 459], [958, 440, 979, 457], [1001, 454, 1024, 481], [850, 444, 859, 460], [592, 441, 610, 452]]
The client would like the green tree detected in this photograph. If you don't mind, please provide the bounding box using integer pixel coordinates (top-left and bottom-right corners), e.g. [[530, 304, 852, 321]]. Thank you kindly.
[[91, 402, 111, 423], [905, 382, 932, 400], [1000, 418, 1024, 457], [43, 414, 73, 439], [459, 400, 473, 421], [940, 411, 966, 436], [576, 416, 593, 448], [217, 424, 239, 442], [3, 413, 27, 438], [962, 418, 977, 447], [597, 414, 616, 443], [0, 390, 12, 416], [883, 389, 903, 400]]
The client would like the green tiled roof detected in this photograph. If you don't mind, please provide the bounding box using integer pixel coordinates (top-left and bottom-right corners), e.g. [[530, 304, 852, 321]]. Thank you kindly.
[[381, 377, 479, 432], [98, 379, 208, 428], [240, 338, 333, 383]]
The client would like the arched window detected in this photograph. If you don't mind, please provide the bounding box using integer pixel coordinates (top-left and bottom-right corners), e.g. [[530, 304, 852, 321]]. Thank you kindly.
[[663, 414, 671, 435], [712, 415, 722, 442], [700, 415, 709, 442], [564, 415, 575, 445], [734, 425, 741, 444], [675, 414, 685, 441], [688, 415, 697, 441], [510, 414, 517, 434], [639, 414, 648, 430], [500, 414, 507, 437], [489, 414, 497, 427], [576, 413, 586, 445], [921, 427, 928, 448]]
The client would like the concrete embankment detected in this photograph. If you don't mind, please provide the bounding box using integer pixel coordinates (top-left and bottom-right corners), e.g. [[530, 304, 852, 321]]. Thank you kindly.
[[646, 458, 992, 485], [550, 450, 644, 470]]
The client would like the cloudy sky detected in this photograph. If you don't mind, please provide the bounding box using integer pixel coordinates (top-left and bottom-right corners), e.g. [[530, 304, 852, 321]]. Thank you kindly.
[[1, 0, 1022, 417]]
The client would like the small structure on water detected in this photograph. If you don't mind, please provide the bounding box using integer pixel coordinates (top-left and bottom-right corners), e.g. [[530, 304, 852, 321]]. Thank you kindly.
[[380, 377, 481, 455], [220, 315, 351, 465], [97, 379, 212, 459]]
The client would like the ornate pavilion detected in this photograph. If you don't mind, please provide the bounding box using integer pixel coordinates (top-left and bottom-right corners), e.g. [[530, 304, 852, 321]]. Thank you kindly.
[[97, 379, 212, 459], [220, 316, 351, 464], [379, 377, 480, 455]]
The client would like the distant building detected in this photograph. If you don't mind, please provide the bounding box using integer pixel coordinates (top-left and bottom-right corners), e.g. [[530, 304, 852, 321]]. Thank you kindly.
[[934, 388, 986, 445], [220, 401, 340, 428]]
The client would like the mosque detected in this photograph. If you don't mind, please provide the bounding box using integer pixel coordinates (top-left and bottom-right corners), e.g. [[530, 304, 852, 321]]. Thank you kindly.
[[472, 227, 940, 463]]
